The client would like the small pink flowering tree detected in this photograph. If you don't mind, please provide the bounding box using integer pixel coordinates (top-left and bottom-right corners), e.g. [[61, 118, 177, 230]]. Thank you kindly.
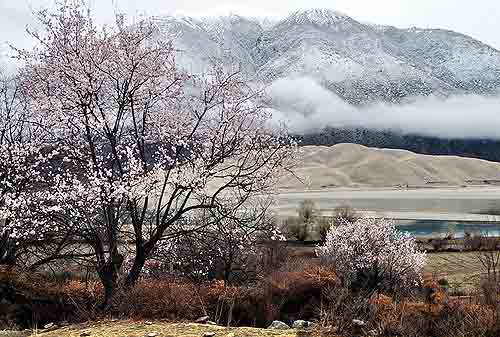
[[14, 3, 295, 308], [317, 217, 426, 294], [0, 72, 60, 266], [149, 208, 285, 284]]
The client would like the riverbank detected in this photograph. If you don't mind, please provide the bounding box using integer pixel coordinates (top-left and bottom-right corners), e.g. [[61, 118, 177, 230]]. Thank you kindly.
[[275, 186, 500, 222]]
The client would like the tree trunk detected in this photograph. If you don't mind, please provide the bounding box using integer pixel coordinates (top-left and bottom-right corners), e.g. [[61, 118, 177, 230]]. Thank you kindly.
[[97, 263, 117, 311], [102, 279, 114, 311], [97, 250, 124, 311], [125, 248, 147, 287]]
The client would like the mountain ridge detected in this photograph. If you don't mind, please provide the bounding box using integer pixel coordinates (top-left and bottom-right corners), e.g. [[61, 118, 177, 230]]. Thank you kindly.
[[152, 9, 500, 103]]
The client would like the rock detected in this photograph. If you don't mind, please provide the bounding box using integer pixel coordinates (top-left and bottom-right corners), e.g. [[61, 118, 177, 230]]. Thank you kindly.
[[146, 333, 158, 337], [203, 333, 216, 337], [195, 316, 210, 324], [0, 331, 30, 337], [207, 321, 217, 325], [80, 331, 91, 337], [267, 320, 290, 330], [145, 321, 153, 325], [352, 319, 366, 327], [43, 323, 58, 332], [292, 320, 314, 329]]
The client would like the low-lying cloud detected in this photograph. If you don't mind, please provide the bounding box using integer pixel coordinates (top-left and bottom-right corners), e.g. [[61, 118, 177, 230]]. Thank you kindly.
[[269, 77, 500, 139]]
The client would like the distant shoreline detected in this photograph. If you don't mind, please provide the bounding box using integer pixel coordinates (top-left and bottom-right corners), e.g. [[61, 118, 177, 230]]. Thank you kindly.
[[274, 185, 500, 222]]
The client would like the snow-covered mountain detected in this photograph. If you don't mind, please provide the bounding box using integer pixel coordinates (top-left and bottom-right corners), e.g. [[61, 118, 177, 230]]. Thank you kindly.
[[152, 9, 500, 104]]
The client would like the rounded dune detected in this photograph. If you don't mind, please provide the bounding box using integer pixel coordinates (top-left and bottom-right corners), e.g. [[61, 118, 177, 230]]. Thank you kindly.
[[281, 143, 500, 189]]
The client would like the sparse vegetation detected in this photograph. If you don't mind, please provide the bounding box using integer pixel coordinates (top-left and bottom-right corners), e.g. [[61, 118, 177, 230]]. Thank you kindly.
[[4, 234, 500, 336], [2, 2, 500, 337]]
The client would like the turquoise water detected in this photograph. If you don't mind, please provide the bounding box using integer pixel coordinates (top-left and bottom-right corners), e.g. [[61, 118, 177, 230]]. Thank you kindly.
[[397, 220, 500, 238]]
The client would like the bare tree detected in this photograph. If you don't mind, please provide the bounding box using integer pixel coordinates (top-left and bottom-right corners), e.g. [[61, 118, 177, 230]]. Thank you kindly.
[[478, 248, 500, 306], [287, 199, 317, 241], [478, 250, 500, 282]]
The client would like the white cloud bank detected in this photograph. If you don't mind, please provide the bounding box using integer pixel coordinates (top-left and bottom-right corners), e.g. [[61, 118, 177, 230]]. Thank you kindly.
[[269, 77, 500, 139]]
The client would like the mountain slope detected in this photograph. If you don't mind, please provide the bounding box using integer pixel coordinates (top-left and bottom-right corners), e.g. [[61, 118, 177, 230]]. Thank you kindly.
[[152, 9, 500, 103], [152, 9, 500, 161]]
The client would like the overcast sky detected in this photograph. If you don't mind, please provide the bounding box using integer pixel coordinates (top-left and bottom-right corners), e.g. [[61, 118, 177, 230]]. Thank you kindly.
[[1, 0, 500, 69]]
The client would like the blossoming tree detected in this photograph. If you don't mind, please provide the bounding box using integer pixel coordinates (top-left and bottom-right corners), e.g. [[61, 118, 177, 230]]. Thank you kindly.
[[0, 71, 58, 266], [148, 207, 286, 284], [14, 3, 295, 308], [317, 217, 426, 293]]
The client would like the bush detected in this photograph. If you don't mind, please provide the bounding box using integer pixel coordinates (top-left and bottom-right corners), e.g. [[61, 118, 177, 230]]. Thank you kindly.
[[437, 278, 449, 291], [116, 277, 205, 320], [6, 266, 500, 336], [464, 231, 483, 250], [317, 217, 426, 294], [319, 205, 358, 242], [374, 301, 498, 337], [0, 267, 101, 329], [285, 200, 318, 242], [285, 218, 310, 242], [142, 213, 286, 285], [118, 263, 338, 327], [0, 262, 339, 329]]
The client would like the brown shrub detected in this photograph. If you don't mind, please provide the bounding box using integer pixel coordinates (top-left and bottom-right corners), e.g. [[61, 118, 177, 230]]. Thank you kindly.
[[7, 264, 500, 336], [374, 301, 499, 337], [116, 277, 204, 320], [0, 267, 101, 328], [95, 265, 339, 327]]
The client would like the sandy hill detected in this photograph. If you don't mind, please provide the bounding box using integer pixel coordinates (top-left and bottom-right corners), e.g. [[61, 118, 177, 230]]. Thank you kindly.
[[280, 143, 500, 189]]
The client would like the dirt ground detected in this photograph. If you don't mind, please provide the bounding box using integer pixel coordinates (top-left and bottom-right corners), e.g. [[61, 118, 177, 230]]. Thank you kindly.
[[34, 321, 305, 337]]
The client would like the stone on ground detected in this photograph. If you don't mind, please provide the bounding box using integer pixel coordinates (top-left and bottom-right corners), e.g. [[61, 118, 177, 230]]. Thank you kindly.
[[267, 320, 290, 330], [292, 320, 312, 329]]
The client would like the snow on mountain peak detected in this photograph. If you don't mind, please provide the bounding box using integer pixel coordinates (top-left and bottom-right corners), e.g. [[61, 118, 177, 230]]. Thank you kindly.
[[150, 8, 500, 102], [151, 15, 205, 32], [283, 9, 351, 25]]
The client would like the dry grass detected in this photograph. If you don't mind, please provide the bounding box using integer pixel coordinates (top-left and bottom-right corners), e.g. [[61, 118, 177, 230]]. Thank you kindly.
[[425, 252, 484, 290], [33, 321, 303, 337]]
